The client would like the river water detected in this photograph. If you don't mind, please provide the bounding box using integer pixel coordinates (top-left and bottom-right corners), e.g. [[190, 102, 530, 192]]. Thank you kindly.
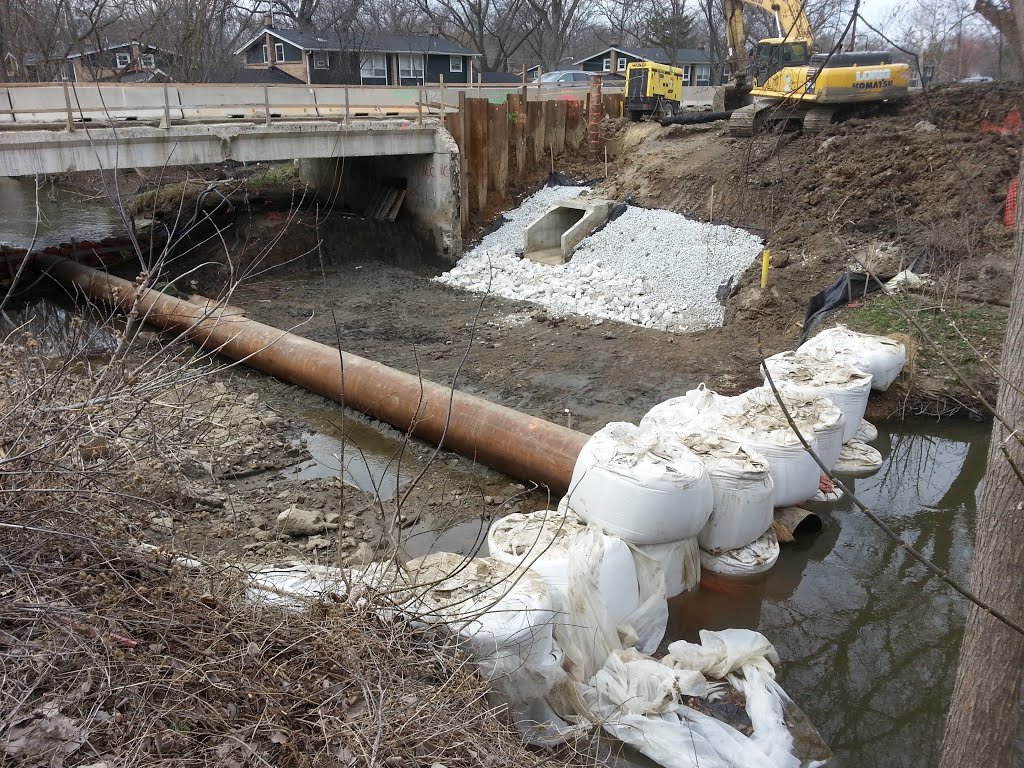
[[0, 177, 121, 248]]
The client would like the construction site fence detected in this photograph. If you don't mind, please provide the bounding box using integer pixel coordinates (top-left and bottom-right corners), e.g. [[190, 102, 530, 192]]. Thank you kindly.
[[0, 81, 717, 126]]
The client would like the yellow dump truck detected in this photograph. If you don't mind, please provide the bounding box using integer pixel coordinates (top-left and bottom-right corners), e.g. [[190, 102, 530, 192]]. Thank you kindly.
[[625, 61, 684, 120]]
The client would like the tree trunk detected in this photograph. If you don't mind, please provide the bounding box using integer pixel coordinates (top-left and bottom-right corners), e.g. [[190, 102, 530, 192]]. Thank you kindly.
[[937, 97, 1024, 768]]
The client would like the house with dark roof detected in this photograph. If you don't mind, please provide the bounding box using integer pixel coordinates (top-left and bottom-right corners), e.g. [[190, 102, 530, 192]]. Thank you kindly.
[[574, 45, 718, 87], [24, 41, 174, 83], [232, 23, 481, 86]]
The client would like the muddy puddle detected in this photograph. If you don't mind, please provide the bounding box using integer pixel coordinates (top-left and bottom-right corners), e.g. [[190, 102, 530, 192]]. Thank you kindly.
[[283, 411, 419, 499]]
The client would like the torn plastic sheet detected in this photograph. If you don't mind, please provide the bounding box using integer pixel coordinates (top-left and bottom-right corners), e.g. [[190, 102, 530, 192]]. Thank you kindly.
[[700, 529, 781, 576], [578, 630, 832, 768]]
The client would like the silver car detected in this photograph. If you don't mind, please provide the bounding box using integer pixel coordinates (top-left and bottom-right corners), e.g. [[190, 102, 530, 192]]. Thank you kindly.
[[532, 70, 594, 87]]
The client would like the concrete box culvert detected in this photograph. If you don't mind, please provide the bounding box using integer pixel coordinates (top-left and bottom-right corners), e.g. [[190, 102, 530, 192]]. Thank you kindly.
[[524, 197, 615, 265]]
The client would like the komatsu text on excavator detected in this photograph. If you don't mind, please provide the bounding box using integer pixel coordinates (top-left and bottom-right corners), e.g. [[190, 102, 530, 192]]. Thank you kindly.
[[719, 0, 911, 136]]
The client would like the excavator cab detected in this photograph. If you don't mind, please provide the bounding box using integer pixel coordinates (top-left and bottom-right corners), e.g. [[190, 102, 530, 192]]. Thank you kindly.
[[751, 39, 811, 86]]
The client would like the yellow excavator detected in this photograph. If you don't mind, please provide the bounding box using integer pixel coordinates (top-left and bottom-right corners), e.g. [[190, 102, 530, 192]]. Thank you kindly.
[[720, 0, 911, 136]]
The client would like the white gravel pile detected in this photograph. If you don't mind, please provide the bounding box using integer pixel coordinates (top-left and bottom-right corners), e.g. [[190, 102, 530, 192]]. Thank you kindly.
[[436, 188, 764, 331]]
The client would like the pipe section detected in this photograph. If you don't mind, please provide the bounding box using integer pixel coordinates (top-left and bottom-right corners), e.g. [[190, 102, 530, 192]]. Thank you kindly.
[[39, 255, 590, 493]]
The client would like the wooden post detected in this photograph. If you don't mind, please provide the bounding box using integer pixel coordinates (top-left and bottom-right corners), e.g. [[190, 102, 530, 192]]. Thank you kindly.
[[488, 100, 509, 199], [263, 85, 271, 126], [508, 92, 526, 178], [477, 72, 482, 95], [521, 63, 527, 84], [418, 84, 423, 124], [62, 81, 74, 131], [459, 91, 471, 234], [344, 85, 350, 125]]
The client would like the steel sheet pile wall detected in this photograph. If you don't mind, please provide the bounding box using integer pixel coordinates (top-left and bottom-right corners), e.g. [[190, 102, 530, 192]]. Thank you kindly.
[[443, 91, 623, 232]]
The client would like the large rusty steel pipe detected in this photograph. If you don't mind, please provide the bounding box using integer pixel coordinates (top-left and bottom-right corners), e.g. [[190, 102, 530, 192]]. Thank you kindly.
[[39, 255, 590, 493]]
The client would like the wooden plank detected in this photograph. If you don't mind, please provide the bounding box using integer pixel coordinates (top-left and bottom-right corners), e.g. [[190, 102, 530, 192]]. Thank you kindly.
[[544, 99, 556, 157], [488, 100, 509, 199], [386, 189, 406, 221], [468, 96, 489, 217], [565, 98, 582, 151], [552, 100, 567, 157], [527, 99, 543, 169], [507, 92, 526, 180]]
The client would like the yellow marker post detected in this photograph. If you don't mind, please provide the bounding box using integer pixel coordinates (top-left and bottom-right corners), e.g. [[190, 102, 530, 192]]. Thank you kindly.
[[761, 248, 771, 289]]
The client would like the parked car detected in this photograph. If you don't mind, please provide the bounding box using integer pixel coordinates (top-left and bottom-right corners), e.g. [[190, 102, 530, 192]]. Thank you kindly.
[[531, 70, 593, 87], [960, 75, 994, 83]]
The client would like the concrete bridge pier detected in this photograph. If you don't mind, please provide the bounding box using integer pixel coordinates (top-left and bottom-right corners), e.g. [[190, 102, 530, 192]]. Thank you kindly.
[[298, 128, 462, 260]]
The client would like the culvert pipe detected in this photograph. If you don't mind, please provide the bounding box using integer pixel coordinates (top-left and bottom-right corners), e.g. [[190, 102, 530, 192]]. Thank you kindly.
[[38, 255, 590, 493]]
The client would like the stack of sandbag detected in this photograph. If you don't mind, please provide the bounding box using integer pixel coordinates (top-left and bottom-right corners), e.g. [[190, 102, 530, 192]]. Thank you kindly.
[[737, 386, 846, 470], [761, 349, 883, 475], [692, 407, 821, 509], [799, 324, 907, 391], [655, 429, 775, 555], [567, 422, 714, 544], [639, 383, 736, 433]]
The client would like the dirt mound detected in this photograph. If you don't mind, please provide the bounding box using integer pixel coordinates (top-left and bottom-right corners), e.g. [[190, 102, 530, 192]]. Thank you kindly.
[[599, 83, 1021, 413]]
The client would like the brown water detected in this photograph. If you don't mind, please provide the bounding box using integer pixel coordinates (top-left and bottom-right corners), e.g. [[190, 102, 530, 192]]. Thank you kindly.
[[0, 176, 121, 248], [405, 417, 1013, 766], [670, 419, 995, 767]]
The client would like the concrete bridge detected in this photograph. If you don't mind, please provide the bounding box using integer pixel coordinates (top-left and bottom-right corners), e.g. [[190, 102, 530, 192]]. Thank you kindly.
[[0, 115, 462, 258]]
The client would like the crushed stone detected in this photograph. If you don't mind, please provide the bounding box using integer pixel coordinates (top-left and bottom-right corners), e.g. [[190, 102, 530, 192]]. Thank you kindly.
[[436, 188, 764, 331]]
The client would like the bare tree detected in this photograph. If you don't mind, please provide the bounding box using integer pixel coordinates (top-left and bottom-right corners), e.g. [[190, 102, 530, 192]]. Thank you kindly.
[[938, 3, 1024, 763], [521, 0, 593, 69], [415, 0, 532, 71]]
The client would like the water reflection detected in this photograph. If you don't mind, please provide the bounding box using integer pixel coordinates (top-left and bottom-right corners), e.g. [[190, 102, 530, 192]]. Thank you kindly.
[[0, 176, 121, 248], [669, 419, 990, 767]]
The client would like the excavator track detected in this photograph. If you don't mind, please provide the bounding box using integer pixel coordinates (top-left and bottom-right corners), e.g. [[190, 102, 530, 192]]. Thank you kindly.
[[802, 106, 838, 134], [728, 102, 773, 137]]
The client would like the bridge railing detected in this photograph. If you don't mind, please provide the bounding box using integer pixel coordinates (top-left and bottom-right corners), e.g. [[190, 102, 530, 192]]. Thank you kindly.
[[0, 81, 638, 127]]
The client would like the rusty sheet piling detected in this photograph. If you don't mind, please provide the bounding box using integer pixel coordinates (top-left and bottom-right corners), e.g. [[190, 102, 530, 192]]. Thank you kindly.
[[39, 255, 590, 493]]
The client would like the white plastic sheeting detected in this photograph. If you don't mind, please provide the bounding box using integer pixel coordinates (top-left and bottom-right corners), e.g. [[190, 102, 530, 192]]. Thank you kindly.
[[833, 439, 884, 476], [580, 629, 806, 768], [487, 509, 641, 626], [694, 410, 821, 508], [736, 387, 846, 470], [556, 527, 669, 681], [634, 538, 702, 598], [799, 325, 906, 391], [699, 529, 781, 576], [762, 351, 873, 442], [658, 430, 776, 554], [640, 384, 737, 433], [568, 422, 714, 545]]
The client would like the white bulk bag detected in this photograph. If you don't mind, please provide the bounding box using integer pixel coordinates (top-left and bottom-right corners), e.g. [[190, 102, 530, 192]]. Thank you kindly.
[[661, 430, 776, 554], [568, 422, 714, 545], [855, 419, 879, 442], [699, 529, 781, 577], [694, 411, 821, 507], [487, 509, 641, 627], [640, 384, 736, 433], [761, 351, 872, 443], [833, 440, 883, 476], [799, 324, 907, 391], [737, 387, 846, 470], [403, 552, 558, 666], [633, 538, 701, 598]]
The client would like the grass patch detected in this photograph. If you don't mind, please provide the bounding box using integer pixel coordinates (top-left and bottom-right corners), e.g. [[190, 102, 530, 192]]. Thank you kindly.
[[835, 293, 1007, 414]]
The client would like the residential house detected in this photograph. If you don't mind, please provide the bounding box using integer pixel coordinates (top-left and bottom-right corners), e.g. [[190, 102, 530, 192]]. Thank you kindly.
[[574, 45, 720, 87], [233, 23, 480, 86], [24, 41, 174, 82]]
